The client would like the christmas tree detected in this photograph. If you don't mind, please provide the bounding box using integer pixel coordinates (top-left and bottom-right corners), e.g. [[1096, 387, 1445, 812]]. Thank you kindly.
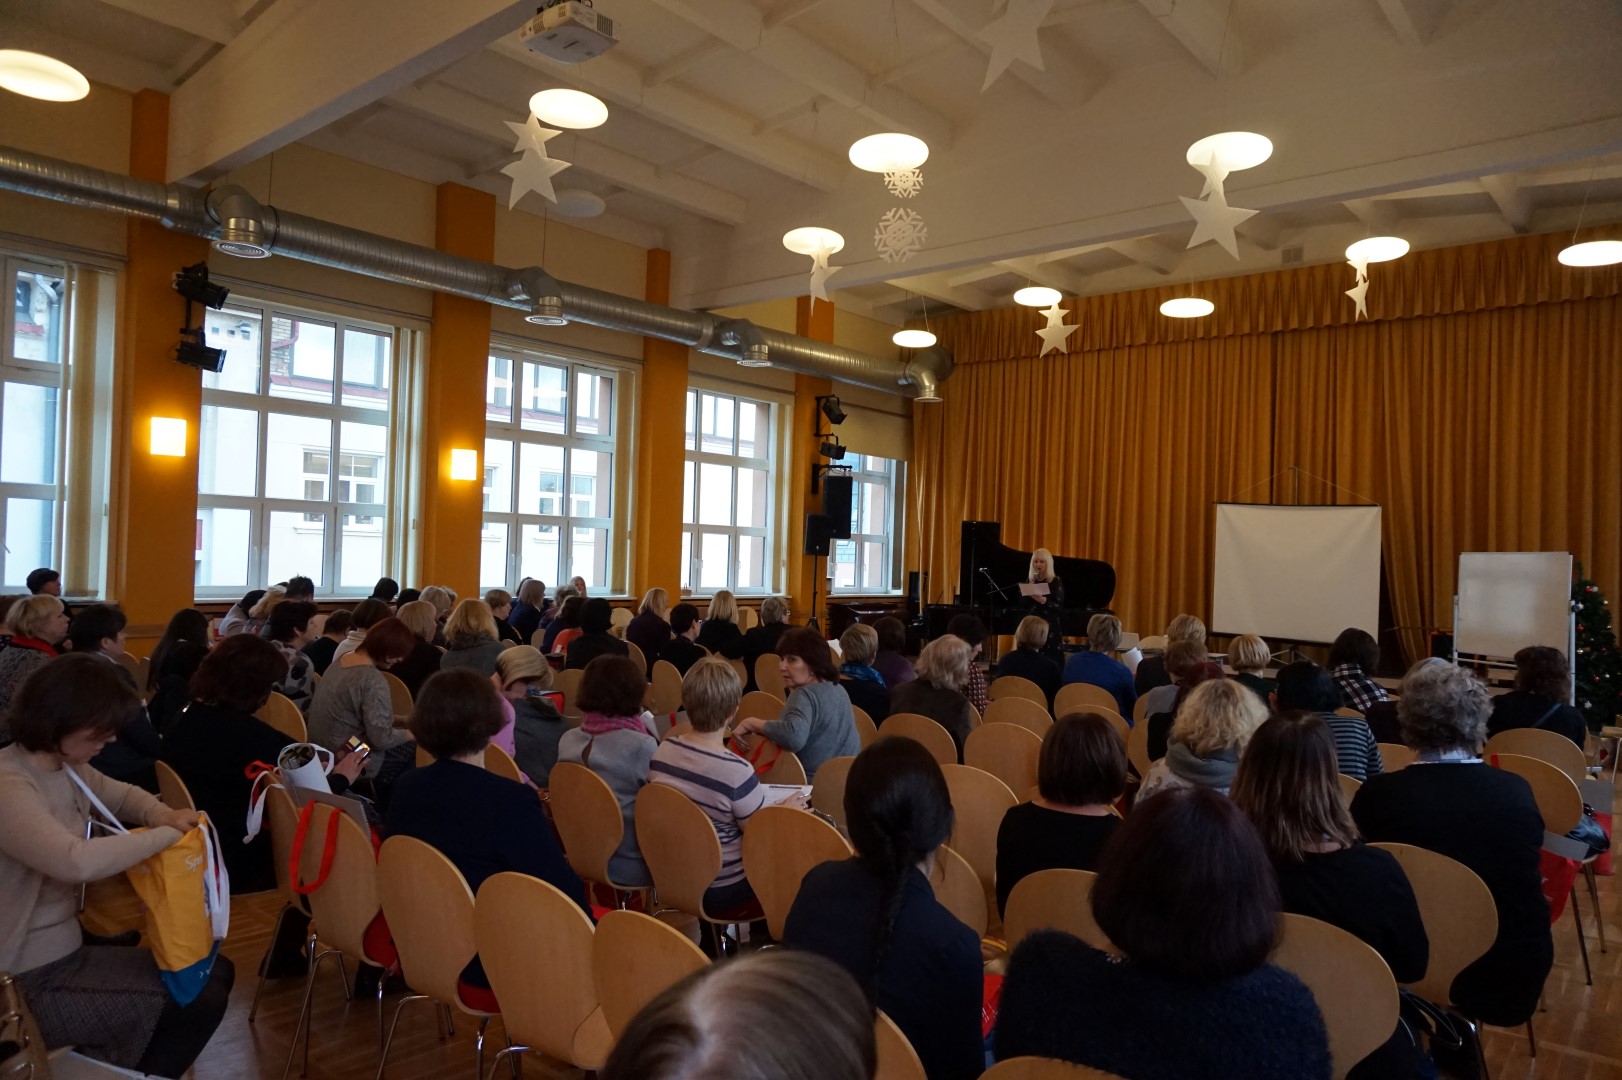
[[1573, 562, 1622, 732]]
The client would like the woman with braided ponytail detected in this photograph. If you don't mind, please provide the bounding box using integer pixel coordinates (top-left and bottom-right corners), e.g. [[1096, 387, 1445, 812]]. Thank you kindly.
[[783, 737, 983, 1080]]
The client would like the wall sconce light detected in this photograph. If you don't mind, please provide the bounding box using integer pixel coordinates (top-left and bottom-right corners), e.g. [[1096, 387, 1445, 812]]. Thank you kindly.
[[150, 417, 187, 457], [449, 448, 478, 481]]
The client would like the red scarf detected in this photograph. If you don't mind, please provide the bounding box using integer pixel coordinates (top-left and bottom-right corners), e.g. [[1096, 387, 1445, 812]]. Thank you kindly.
[[580, 712, 653, 737], [8, 636, 58, 657]]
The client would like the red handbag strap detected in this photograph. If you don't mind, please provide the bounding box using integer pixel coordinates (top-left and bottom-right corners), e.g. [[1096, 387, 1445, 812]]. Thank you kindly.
[[290, 801, 342, 895], [734, 735, 781, 776]]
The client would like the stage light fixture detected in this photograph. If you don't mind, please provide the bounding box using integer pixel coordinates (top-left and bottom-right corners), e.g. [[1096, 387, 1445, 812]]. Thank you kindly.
[[820, 437, 847, 461], [818, 395, 846, 426], [173, 263, 230, 309], [174, 328, 226, 372]]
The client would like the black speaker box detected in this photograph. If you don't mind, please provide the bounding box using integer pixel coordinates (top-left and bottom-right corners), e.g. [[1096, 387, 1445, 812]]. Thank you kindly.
[[823, 472, 854, 539], [804, 513, 834, 556]]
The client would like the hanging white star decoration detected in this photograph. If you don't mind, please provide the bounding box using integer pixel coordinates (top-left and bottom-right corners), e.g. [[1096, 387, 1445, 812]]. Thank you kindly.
[[979, 0, 1053, 92], [1345, 275, 1371, 320], [874, 208, 928, 264], [502, 115, 571, 208], [884, 169, 924, 198], [1035, 300, 1078, 355], [808, 242, 842, 306], [1181, 154, 1258, 260]]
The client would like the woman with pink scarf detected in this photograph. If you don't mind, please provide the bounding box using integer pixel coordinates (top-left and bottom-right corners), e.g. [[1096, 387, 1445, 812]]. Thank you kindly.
[[556, 654, 659, 887]]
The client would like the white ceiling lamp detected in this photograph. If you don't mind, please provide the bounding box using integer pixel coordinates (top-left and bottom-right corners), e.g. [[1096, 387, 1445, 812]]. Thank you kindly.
[[0, 50, 89, 102], [553, 189, 606, 219], [1014, 285, 1061, 308], [849, 133, 929, 174], [529, 88, 607, 130], [1185, 131, 1273, 174], [1345, 235, 1410, 266], [893, 328, 937, 348], [1160, 297, 1214, 318], [1558, 240, 1622, 267]]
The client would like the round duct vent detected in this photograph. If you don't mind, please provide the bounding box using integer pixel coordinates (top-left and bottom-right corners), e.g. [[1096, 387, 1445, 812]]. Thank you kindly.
[[553, 189, 607, 219]]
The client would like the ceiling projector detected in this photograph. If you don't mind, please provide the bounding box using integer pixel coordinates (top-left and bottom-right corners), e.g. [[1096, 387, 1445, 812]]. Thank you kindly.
[[520, 2, 618, 63]]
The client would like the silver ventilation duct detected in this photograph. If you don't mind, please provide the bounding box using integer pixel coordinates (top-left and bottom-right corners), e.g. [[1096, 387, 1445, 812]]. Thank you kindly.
[[0, 145, 952, 399]]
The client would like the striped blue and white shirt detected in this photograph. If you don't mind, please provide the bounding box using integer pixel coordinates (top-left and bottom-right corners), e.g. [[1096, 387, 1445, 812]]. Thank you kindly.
[[647, 736, 765, 889]]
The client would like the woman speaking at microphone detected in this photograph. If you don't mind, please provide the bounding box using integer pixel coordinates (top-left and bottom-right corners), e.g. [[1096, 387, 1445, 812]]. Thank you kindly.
[[1026, 547, 1066, 658]]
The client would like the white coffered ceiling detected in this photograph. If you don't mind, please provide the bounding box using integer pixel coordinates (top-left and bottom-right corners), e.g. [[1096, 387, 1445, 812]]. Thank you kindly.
[[3, 0, 1620, 320]]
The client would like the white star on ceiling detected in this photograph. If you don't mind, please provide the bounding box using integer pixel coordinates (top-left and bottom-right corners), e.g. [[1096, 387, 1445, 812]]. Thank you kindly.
[[978, 0, 1053, 92], [1346, 276, 1370, 319], [1180, 187, 1259, 260], [505, 115, 564, 157], [1347, 254, 1371, 283], [1192, 153, 1231, 200], [502, 148, 571, 208], [1035, 300, 1078, 355], [808, 245, 841, 305]]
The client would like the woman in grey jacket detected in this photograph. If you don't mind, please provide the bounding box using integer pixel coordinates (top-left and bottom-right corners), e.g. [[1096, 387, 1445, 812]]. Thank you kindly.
[[557, 654, 659, 887], [439, 598, 508, 678], [732, 627, 859, 781]]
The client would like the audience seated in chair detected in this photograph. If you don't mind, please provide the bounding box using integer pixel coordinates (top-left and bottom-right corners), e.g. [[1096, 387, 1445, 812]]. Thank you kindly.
[[837, 623, 892, 723], [994, 615, 1062, 709], [946, 613, 990, 715], [494, 645, 567, 786], [1488, 645, 1587, 748], [659, 602, 709, 676], [264, 600, 320, 714], [1061, 614, 1137, 717], [369, 576, 399, 606], [147, 607, 213, 734], [506, 578, 549, 644], [545, 593, 584, 655], [889, 635, 978, 761], [390, 600, 445, 696], [330, 597, 391, 664], [724, 595, 792, 691], [1145, 660, 1226, 762], [566, 598, 631, 671], [1227, 634, 1276, 704], [731, 627, 859, 781], [871, 615, 916, 690], [1134, 613, 1206, 696], [695, 589, 743, 656], [70, 604, 161, 792], [0, 594, 68, 731], [440, 598, 506, 678], [558, 654, 659, 887], [216, 587, 265, 639], [1139, 639, 1209, 726], [1273, 661, 1384, 782], [1139, 678, 1266, 799], [1329, 628, 1390, 713], [299, 607, 349, 677], [307, 616, 417, 787], [626, 588, 674, 675]]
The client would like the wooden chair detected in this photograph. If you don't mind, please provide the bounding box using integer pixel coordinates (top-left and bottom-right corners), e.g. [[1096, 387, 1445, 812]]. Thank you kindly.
[[1368, 842, 1497, 1009], [1333, 706, 1365, 718], [760, 749, 808, 786], [474, 871, 611, 1073], [592, 910, 708, 1039], [982, 1058, 1129, 1079], [381, 670, 413, 722], [155, 760, 194, 812], [661, 721, 693, 742], [1272, 913, 1400, 1079], [965, 722, 1042, 797], [810, 755, 855, 833], [625, 640, 647, 678], [1337, 773, 1362, 804], [548, 762, 648, 899], [851, 705, 880, 748], [755, 653, 787, 698], [115, 651, 144, 687], [738, 690, 784, 722], [248, 784, 312, 1024], [1003, 869, 1111, 952], [984, 696, 1053, 737], [414, 745, 434, 768], [879, 712, 958, 766], [725, 656, 749, 686], [610, 607, 633, 634], [875, 1011, 928, 1080], [928, 844, 987, 937], [741, 805, 852, 939], [255, 691, 308, 744], [1376, 742, 1415, 771], [376, 836, 500, 1079], [988, 675, 1046, 706], [1486, 727, 1588, 786], [553, 667, 584, 718], [1054, 683, 1121, 718], [636, 783, 757, 953], [1132, 695, 1148, 725], [941, 763, 1017, 900], [738, 606, 760, 631], [648, 659, 684, 717], [484, 743, 524, 783], [530, 629, 548, 649], [1126, 719, 1154, 780]]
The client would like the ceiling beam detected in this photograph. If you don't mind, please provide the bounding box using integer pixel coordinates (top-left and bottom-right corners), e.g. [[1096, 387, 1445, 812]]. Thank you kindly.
[[994, 257, 1089, 296], [754, 98, 824, 135], [886, 271, 996, 311], [660, 145, 723, 174], [98, 0, 245, 43], [647, 40, 728, 86], [1106, 237, 1182, 276], [1236, 214, 1281, 251], [906, 0, 1102, 109], [765, 0, 835, 29], [1374, 0, 1453, 47], [166, 41, 221, 85], [167, 0, 534, 180], [1479, 173, 1532, 233], [946, 264, 1009, 288], [644, 0, 956, 150], [0, 13, 174, 92], [1133, 0, 1243, 77], [1342, 197, 1402, 232], [489, 40, 845, 191]]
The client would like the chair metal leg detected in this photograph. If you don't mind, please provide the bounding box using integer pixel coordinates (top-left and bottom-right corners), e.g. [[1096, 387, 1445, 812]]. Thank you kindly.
[[482, 1046, 532, 1080], [333, 953, 352, 1002], [377, 975, 387, 1052], [1463, 1016, 1493, 1080], [1585, 863, 1608, 952], [249, 902, 294, 1023], [282, 945, 339, 1080], [1526, 1017, 1538, 1058], [375, 993, 430, 1080], [1572, 885, 1594, 986], [444, 1003, 456, 1038], [474, 1015, 490, 1080]]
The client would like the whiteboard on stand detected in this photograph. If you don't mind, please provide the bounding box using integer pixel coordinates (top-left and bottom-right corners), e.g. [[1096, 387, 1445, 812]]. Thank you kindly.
[[1455, 552, 1572, 659]]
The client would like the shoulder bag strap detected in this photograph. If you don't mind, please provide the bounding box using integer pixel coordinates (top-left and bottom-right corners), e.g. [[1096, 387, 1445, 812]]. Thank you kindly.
[[65, 766, 130, 836]]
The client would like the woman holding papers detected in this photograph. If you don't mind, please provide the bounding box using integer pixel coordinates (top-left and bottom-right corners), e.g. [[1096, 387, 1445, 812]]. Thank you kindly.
[[1025, 547, 1066, 657]]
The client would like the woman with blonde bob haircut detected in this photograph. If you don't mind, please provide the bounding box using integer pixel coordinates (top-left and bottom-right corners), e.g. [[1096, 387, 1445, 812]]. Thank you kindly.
[[440, 598, 505, 677], [994, 614, 1062, 707], [1139, 677, 1266, 798], [1227, 634, 1275, 703], [1024, 547, 1066, 658], [696, 588, 743, 655], [838, 623, 890, 721], [889, 634, 977, 758], [626, 587, 673, 675]]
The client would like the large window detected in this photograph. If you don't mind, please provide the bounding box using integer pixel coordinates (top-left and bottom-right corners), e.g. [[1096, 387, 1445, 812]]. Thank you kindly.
[[681, 388, 775, 595], [831, 455, 903, 594], [481, 349, 617, 593], [0, 258, 65, 588], [196, 301, 396, 598]]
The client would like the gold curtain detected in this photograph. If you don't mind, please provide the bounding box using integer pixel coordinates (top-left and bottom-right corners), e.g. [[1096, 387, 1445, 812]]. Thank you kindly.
[[909, 233, 1622, 662]]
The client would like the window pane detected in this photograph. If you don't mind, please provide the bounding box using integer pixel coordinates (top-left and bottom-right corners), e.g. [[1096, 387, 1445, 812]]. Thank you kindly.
[[340, 328, 390, 410], [3, 498, 54, 587], [680, 531, 692, 590], [338, 422, 387, 506], [1, 382, 57, 484], [202, 307, 263, 393], [569, 449, 608, 518], [737, 401, 761, 458], [698, 532, 730, 590], [862, 541, 887, 590], [268, 315, 336, 404], [484, 439, 513, 514], [518, 443, 565, 516], [682, 461, 695, 525], [698, 463, 733, 526], [519, 523, 559, 587], [575, 371, 611, 436], [339, 514, 383, 589], [571, 526, 608, 588], [736, 535, 765, 591], [12, 269, 64, 364], [684, 391, 696, 451], [699, 394, 734, 455], [520, 363, 568, 433], [198, 405, 258, 497], [266, 414, 332, 500], [737, 467, 767, 529], [194, 506, 251, 589], [268, 510, 324, 588], [486, 356, 513, 423], [481, 521, 510, 591], [832, 539, 857, 590], [862, 481, 888, 535]]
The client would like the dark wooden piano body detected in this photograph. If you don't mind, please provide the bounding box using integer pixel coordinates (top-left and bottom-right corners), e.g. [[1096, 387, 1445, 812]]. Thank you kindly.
[[922, 520, 1115, 638]]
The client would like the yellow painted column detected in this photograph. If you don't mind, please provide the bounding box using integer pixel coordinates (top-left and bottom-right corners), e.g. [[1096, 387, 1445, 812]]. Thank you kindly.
[[788, 296, 834, 626], [633, 249, 688, 598], [417, 182, 494, 594], [114, 91, 207, 650]]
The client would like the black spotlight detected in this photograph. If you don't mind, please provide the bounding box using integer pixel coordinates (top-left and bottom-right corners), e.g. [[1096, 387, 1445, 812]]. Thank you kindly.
[[175, 328, 226, 372], [173, 263, 230, 309], [820, 436, 847, 461], [817, 394, 846, 426]]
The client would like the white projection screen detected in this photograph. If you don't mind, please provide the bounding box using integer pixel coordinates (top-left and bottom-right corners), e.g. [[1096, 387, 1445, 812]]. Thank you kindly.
[[1455, 551, 1572, 659], [1212, 504, 1383, 644]]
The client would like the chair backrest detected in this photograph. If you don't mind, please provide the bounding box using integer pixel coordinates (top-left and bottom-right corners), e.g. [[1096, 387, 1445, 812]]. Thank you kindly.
[[264, 783, 307, 911], [649, 660, 684, 716], [741, 805, 853, 939], [661, 721, 693, 742], [1337, 773, 1362, 804], [255, 691, 308, 744], [810, 755, 855, 832], [964, 722, 1043, 797], [530, 629, 548, 649], [755, 653, 786, 698], [484, 742, 524, 784], [739, 606, 760, 630], [760, 749, 808, 786], [879, 712, 958, 766], [1376, 742, 1415, 772], [1489, 751, 1583, 834], [1126, 718, 1154, 779], [1333, 707, 1365, 718], [155, 760, 194, 811], [928, 844, 987, 936], [988, 675, 1046, 706], [851, 705, 880, 748], [115, 651, 144, 685], [983, 696, 1053, 737], [738, 690, 784, 722], [1003, 869, 1111, 952], [475, 871, 605, 1067], [553, 667, 584, 718], [1131, 694, 1148, 725], [1485, 727, 1588, 787], [634, 784, 722, 918], [300, 803, 381, 963], [982, 1058, 1129, 1079], [415, 745, 434, 768], [940, 763, 1018, 895], [1368, 842, 1497, 1006], [592, 910, 708, 1040], [610, 607, 633, 632], [377, 835, 480, 1012], [1271, 912, 1400, 1080], [624, 641, 647, 678], [381, 670, 413, 720], [548, 761, 625, 887], [725, 656, 749, 686], [1054, 682, 1120, 717], [874, 1011, 928, 1080]]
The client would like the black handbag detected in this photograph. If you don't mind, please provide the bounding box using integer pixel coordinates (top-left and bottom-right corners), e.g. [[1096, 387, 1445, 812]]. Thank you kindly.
[[1398, 989, 1483, 1080]]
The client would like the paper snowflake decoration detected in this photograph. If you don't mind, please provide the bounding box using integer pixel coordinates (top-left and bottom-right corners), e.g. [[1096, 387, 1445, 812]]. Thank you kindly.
[[884, 169, 924, 198], [874, 207, 928, 264]]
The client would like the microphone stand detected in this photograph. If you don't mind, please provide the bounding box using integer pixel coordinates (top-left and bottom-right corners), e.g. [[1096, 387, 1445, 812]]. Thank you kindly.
[[977, 568, 1017, 653]]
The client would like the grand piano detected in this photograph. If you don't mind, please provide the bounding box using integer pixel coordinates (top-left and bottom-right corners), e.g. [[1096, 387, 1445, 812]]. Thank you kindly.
[[922, 520, 1115, 639]]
